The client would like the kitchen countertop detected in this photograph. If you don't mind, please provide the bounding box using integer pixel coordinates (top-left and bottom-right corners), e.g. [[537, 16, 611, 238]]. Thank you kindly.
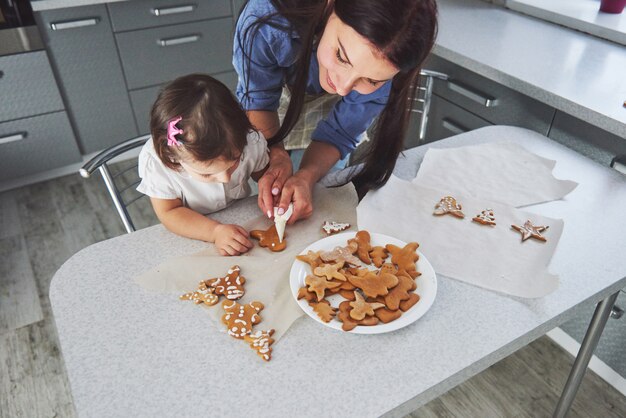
[[30, 0, 626, 139], [50, 126, 626, 417]]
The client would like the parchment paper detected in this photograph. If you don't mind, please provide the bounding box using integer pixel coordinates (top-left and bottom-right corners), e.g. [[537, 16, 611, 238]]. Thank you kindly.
[[135, 183, 358, 342], [357, 175, 563, 298], [412, 142, 578, 207]]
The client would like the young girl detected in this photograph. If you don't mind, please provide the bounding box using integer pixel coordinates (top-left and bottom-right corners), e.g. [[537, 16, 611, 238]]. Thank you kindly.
[[233, 0, 438, 222], [137, 74, 269, 256]]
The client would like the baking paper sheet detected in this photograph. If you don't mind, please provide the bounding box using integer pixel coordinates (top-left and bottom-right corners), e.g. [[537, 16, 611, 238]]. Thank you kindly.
[[135, 183, 358, 342], [357, 175, 563, 298], [412, 142, 578, 207]]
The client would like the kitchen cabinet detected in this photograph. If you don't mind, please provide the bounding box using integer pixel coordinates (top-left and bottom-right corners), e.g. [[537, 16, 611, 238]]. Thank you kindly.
[[0, 51, 80, 181]]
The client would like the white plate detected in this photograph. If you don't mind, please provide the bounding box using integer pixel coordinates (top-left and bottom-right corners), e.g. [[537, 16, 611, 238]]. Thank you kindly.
[[289, 232, 437, 334]]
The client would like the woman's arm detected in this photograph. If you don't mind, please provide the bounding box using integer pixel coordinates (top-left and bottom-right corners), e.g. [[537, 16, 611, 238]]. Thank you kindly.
[[150, 197, 253, 255]]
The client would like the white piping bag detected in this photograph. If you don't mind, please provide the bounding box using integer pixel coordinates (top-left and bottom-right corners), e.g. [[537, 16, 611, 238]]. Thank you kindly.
[[273, 203, 293, 243]]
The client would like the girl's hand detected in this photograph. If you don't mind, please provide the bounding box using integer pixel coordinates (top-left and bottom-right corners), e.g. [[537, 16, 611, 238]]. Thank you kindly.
[[258, 147, 293, 218], [277, 172, 314, 224], [213, 224, 253, 256]]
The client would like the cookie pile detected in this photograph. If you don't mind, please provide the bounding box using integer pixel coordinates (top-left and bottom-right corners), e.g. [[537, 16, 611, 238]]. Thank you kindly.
[[296, 230, 422, 331], [180, 265, 275, 361]]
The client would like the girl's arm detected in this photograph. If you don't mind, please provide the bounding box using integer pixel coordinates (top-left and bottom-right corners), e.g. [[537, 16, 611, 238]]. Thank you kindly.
[[150, 197, 253, 256]]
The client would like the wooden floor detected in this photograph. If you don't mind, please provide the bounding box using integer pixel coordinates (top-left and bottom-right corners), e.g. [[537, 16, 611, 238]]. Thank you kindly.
[[1, 165, 625, 418]]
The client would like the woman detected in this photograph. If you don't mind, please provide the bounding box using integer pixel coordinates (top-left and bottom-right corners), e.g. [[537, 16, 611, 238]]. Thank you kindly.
[[233, 0, 438, 222]]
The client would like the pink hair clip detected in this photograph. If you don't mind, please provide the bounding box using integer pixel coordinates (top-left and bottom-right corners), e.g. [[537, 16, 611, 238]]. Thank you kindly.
[[167, 116, 184, 147]]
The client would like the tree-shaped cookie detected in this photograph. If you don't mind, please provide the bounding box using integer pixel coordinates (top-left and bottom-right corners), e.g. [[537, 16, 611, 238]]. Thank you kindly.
[[349, 291, 385, 320], [322, 221, 351, 235], [348, 230, 372, 264], [433, 196, 465, 218], [385, 242, 420, 274], [313, 262, 346, 281], [347, 271, 398, 298], [250, 224, 286, 252], [244, 329, 275, 362], [472, 208, 496, 226], [205, 265, 246, 300], [221, 300, 264, 339], [511, 220, 549, 242], [305, 274, 342, 301], [309, 300, 337, 323]]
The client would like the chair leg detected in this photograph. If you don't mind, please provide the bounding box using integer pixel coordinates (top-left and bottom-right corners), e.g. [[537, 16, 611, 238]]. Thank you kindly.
[[98, 165, 136, 233]]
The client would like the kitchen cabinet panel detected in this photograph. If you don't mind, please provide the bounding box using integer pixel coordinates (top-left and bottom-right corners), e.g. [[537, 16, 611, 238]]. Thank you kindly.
[[0, 112, 80, 180], [129, 70, 238, 134], [35, 5, 138, 154], [108, 0, 231, 33], [422, 94, 492, 143], [115, 18, 234, 91], [424, 55, 555, 135], [0, 51, 64, 122]]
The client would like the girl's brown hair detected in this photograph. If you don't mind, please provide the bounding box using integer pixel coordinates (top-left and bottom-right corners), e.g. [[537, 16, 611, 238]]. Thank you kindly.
[[237, 0, 438, 190], [150, 74, 253, 170]]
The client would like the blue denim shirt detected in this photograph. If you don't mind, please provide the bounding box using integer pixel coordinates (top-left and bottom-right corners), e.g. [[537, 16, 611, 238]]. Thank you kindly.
[[232, 0, 391, 158]]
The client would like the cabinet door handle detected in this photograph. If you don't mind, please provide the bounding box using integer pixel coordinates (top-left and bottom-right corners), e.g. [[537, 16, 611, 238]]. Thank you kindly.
[[50, 18, 100, 31], [441, 118, 467, 135], [0, 70, 4, 79], [152, 4, 195, 16], [158, 34, 200, 47], [447, 80, 498, 107], [0, 132, 27, 145]]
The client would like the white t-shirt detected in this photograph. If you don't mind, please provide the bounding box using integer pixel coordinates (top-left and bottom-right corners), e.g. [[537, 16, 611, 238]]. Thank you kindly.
[[137, 131, 269, 215]]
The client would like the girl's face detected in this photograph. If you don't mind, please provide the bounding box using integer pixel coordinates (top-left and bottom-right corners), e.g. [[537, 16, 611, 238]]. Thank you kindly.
[[180, 155, 241, 184], [317, 12, 400, 97]]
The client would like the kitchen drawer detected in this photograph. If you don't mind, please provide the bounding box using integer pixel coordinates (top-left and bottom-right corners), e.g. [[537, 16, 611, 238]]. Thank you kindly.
[[129, 71, 238, 134], [108, 0, 231, 33], [424, 55, 555, 135], [35, 5, 138, 154], [423, 94, 492, 142], [0, 51, 64, 122], [0, 112, 81, 180], [116, 18, 234, 90], [548, 111, 626, 167]]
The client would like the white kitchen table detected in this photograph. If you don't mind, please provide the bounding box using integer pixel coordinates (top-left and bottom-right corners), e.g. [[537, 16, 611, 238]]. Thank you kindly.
[[50, 126, 626, 417]]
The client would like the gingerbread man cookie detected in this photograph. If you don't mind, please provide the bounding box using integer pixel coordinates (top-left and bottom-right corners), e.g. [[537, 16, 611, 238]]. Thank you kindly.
[[244, 329, 275, 362], [349, 291, 385, 320], [305, 274, 342, 301], [250, 224, 286, 252], [313, 262, 347, 282], [319, 241, 360, 266], [385, 242, 420, 274], [347, 271, 398, 298], [205, 265, 246, 300], [322, 221, 351, 235], [179, 287, 219, 306], [221, 300, 264, 339], [369, 246, 389, 268], [348, 230, 373, 264], [433, 196, 465, 218]]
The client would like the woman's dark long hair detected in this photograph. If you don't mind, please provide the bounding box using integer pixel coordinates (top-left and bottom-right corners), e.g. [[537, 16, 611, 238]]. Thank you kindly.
[[237, 0, 438, 189]]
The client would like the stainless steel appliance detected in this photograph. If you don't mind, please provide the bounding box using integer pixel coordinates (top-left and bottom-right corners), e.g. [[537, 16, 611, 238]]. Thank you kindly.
[[0, 0, 42, 56]]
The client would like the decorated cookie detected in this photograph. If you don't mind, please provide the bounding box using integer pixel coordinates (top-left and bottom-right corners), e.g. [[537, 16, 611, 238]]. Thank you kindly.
[[310, 300, 337, 323], [511, 220, 549, 242], [337, 301, 379, 331], [385, 242, 420, 274], [319, 241, 361, 266], [250, 224, 286, 252], [348, 230, 373, 264], [369, 246, 389, 268], [433, 196, 465, 218], [205, 265, 246, 300], [322, 221, 351, 235], [179, 287, 219, 306], [347, 271, 399, 298], [221, 300, 264, 339], [399, 293, 421, 312], [296, 250, 322, 269], [349, 291, 385, 320], [244, 329, 275, 362], [472, 209, 496, 226], [313, 262, 347, 282], [305, 274, 342, 301]]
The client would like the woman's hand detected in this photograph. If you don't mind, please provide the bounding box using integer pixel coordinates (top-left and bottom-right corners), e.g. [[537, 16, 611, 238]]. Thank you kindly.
[[277, 171, 314, 224], [257, 146, 293, 217], [213, 224, 253, 256]]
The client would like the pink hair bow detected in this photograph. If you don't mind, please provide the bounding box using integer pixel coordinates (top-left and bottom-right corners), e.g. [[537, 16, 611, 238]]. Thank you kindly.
[[167, 116, 184, 146]]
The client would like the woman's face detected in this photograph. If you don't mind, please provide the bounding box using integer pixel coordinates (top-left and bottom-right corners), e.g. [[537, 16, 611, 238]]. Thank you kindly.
[[317, 12, 399, 96]]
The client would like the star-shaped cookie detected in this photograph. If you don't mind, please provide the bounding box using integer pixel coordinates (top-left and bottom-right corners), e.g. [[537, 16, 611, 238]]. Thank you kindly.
[[511, 220, 549, 242]]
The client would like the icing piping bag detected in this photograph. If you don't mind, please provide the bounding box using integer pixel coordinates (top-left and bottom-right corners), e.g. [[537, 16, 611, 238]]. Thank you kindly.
[[273, 203, 293, 243]]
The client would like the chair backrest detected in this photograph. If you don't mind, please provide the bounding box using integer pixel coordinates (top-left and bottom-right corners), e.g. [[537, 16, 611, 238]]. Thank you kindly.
[[79, 134, 151, 233], [412, 69, 449, 144]]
